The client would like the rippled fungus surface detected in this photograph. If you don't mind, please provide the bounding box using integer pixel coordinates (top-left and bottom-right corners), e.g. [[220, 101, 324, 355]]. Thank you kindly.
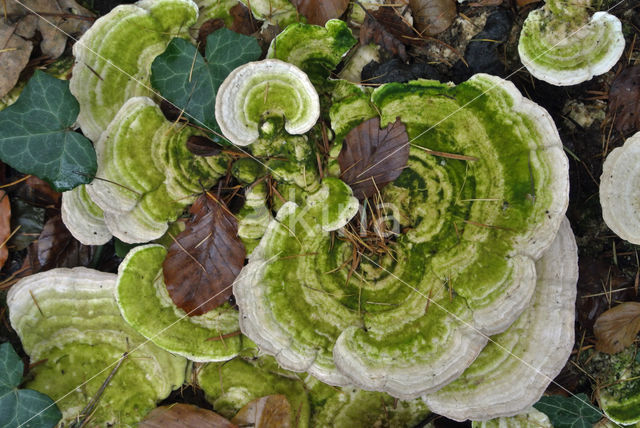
[[600, 131, 640, 245], [233, 72, 572, 408], [518, 0, 624, 86], [7, 268, 186, 425]]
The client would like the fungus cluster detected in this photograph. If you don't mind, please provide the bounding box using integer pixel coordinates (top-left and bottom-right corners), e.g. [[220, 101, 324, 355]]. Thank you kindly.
[[7, 0, 581, 424]]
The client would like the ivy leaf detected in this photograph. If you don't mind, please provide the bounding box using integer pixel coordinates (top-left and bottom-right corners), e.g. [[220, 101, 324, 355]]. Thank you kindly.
[[0, 342, 61, 428], [0, 70, 97, 192], [533, 394, 602, 428], [163, 193, 246, 316], [150, 28, 261, 135], [594, 302, 640, 354], [338, 117, 410, 200]]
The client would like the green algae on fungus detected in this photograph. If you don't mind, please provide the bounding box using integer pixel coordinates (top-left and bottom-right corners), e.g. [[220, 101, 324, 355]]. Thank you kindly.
[[307, 378, 430, 428], [197, 346, 430, 428], [600, 131, 640, 245], [587, 345, 640, 425], [234, 74, 569, 402], [69, 0, 198, 142], [82, 97, 228, 244], [116, 244, 243, 362], [215, 59, 320, 146], [423, 218, 578, 420], [7, 268, 186, 425], [198, 352, 311, 426], [471, 407, 552, 428], [267, 20, 358, 85], [238, 0, 299, 28], [518, 0, 624, 86]]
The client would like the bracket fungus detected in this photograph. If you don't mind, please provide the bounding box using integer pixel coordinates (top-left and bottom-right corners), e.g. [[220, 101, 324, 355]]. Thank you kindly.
[[422, 218, 578, 420], [518, 0, 624, 86], [600, 132, 640, 244], [69, 0, 198, 142], [215, 59, 320, 146], [471, 408, 553, 428], [233, 71, 570, 413], [7, 268, 187, 425], [589, 345, 640, 425], [60, 185, 112, 245], [197, 346, 430, 427], [267, 20, 358, 85], [116, 244, 244, 362], [79, 96, 227, 244]]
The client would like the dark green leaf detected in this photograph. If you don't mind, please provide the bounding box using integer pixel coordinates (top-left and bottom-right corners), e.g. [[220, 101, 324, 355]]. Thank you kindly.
[[533, 393, 602, 428], [0, 343, 61, 428], [150, 28, 261, 135], [0, 343, 23, 395], [0, 70, 97, 192]]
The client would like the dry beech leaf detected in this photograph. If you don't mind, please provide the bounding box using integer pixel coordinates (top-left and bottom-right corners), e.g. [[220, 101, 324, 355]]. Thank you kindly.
[[0, 191, 11, 269], [35, 215, 95, 271], [338, 117, 410, 200], [409, 0, 457, 36], [15, 176, 61, 207], [515, 0, 540, 6], [186, 135, 224, 157], [0, 23, 33, 99], [291, 0, 349, 26], [163, 193, 246, 316], [231, 395, 292, 428], [370, 7, 424, 46], [609, 65, 640, 134], [230, 3, 259, 35], [594, 301, 640, 354], [360, 9, 408, 61], [3, 0, 94, 60], [140, 403, 238, 428]]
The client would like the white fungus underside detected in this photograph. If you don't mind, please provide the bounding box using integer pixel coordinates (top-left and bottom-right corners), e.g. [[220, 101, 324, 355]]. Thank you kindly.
[[423, 218, 578, 420], [600, 132, 640, 244]]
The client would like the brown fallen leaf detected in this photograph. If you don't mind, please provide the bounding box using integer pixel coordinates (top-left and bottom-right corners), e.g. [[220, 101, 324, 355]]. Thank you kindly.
[[140, 403, 238, 428], [0, 22, 33, 98], [232, 395, 292, 428], [186, 135, 224, 157], [409, 0, 457, 36], [371, 6, 425, 47], [163, 193, 246, 316], [360, 7, 408, 62], [35, 215, 95, 271], [291, 0, 349, 26], [230, 2, 259, 35], [594, 301, 640, 354], [338, 117, 410, 200], [3, 0, 95, 60], [515, 0, 540, 6], [0, 191, 11, 269], [14, 175, 61, 207], [608, 65, 640, 134]]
